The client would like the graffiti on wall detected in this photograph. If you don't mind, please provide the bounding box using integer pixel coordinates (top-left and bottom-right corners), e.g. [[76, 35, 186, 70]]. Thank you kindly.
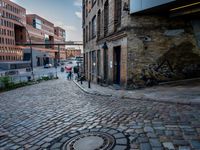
[[140, 41, 200, 86]]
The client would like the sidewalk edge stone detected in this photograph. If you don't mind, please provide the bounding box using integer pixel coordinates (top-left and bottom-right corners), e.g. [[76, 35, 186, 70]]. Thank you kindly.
[[72, 80, 112, 97]]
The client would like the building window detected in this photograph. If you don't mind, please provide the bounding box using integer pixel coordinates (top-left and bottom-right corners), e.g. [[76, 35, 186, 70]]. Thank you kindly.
[[104, 0, 109, 36], [86, 0, 88, 17], [89, 21, 91, 40], [83, 28, 85, 47], [83, 4, 85, 25], [92, 0, 96, 7], [91, 51, 96, 80], [88, 1, 91, 12], [97, 10, 101, 39], [86, 25, 88, 42], [92, 15, 96, 38], [61, 31, 66, 38], [33, 18, 42, 30], [114, 0, 122, 29]]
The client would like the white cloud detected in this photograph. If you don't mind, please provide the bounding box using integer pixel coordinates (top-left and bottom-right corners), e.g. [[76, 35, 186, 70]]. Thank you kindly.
[[75, 11, 82, 19], [26, 10, 34, 14], [65, 25, 77, 32], [54, 21, 78, 41], [74, 0, 82, 7], [55, 21, 77, 32]]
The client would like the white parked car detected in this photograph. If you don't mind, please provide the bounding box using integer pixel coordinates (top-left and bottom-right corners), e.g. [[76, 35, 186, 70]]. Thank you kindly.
[[44, 64, 52, 68]]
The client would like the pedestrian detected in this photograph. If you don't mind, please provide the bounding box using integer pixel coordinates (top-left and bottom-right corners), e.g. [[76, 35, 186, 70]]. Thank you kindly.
[[73, 66, 79, 80], [65, 66, 72, 80], [69, 71, 72, 80]]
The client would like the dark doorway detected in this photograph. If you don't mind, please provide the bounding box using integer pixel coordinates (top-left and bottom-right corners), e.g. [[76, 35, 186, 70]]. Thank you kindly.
[[104, 48, 108, 81], [37, 57, 40, 66], [113, 46, 121, 84], [97, 50, 101, 83]]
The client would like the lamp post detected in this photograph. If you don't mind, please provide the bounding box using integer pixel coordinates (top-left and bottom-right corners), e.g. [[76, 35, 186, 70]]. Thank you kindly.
[[102, 42, 108, 83], [58, 45, 60, 64]]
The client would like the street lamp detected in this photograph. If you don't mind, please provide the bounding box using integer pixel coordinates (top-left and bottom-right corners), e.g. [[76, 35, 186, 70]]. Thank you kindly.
[[2, 16, 34, 77]]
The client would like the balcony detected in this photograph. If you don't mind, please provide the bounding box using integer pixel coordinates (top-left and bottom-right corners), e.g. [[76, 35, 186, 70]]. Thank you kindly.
[[130, 0, 200, 16]]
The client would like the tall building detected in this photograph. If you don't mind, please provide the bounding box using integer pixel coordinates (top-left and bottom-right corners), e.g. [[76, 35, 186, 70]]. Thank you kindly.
[[25, 14, 55, 67], [54, 26, 66, 51], [24, 14, 66, 67], [0, 0, 26, 62], [26, 14, 55, 49], [83, 0, 200, 88], [0, 0, 67, 68], [66, 48, 81, 58]]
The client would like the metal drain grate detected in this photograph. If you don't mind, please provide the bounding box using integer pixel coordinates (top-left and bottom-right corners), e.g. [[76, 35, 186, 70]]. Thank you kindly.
[[62, 132, 115, 150], [48, 128, 129, 150]]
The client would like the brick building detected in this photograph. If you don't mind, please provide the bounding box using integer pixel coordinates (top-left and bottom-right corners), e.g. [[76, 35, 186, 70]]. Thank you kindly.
[[25, 14, 66, 67], [54, 26, 66, 51], [0, 0, 66, 68], [83, 0, 200, 88], [0, 0, 26, 62], [66, 48, 81, 58]]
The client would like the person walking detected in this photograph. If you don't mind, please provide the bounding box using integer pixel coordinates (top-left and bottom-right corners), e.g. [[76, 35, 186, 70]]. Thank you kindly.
[[65, 66, 72, 80]]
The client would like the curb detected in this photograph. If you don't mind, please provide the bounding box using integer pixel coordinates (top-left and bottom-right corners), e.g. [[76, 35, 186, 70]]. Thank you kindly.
[[72, 80, 112, 97], [121, 96, 200, 106], [73, 80, 200, 106], [159, 77, 200, 85]]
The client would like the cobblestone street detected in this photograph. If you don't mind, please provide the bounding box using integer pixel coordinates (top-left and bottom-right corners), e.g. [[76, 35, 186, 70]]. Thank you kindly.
[[0, 79, 200, 150]]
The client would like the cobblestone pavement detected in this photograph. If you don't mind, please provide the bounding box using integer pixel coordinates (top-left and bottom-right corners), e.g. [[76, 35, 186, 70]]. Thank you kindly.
[[0, 79, 200, 150]]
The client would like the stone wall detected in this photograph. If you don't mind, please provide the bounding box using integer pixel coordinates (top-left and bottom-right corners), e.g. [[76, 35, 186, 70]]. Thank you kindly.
[[126, 15, 200, 88]]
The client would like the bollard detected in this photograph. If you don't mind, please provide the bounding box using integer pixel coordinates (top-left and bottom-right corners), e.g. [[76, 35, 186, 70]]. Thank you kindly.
[[88, 80, 91, 88], [27, 76, 31, 82], [80, 77, 83, 84]]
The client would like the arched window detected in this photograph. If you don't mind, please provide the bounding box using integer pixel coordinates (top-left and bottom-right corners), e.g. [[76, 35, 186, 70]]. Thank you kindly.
[[97, 10, 101, 39], [104, 0, 109, 36]]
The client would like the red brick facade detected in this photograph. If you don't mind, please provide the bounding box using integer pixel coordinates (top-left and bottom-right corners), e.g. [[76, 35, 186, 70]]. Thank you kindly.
[[0, 0, 26, 61], [66, 48, 81, 58], [0, 0, 66, 63]]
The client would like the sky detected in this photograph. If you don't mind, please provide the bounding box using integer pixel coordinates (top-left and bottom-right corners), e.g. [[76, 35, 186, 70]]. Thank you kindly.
[[11, 0, 83, 42]]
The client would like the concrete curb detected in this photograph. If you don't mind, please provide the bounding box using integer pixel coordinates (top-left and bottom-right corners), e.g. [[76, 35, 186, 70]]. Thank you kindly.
[[121, 96, 200, 106], [73, 80, 200, 106], [159, 77, 200, 85], [72, 80, 112, 97]]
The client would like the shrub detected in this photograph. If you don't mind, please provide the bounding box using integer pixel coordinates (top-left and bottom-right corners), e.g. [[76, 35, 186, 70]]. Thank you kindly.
[[42, 76, 50, 81], [0, 76, 13, 89]]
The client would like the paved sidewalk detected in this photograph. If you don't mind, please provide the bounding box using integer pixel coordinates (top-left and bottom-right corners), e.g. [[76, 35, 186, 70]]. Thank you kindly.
[[73, 79, 200, 105]]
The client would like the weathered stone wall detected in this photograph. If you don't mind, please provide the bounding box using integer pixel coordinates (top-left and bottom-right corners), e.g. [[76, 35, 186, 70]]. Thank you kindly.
[[126, 15, 200, 88]]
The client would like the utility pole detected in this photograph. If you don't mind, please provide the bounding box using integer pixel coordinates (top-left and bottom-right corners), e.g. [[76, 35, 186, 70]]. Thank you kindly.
[[58, 45, 60, 63]]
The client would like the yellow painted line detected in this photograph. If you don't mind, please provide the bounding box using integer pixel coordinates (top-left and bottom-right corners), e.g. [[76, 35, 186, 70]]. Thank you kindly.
[[170, 2, 200, 11]]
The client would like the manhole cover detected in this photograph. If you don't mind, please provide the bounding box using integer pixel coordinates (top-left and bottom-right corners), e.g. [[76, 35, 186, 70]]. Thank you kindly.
[[62, 132, 115, 150], [48, 128, 129, 150]]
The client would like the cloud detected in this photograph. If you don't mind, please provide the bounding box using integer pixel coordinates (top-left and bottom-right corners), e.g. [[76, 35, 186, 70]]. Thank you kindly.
[[65, 25, 77, 32], [75, 11, 82, 19], [55, 21, 77, 32], [74, 0, 82, 7], [54, 21, 78, 41]]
